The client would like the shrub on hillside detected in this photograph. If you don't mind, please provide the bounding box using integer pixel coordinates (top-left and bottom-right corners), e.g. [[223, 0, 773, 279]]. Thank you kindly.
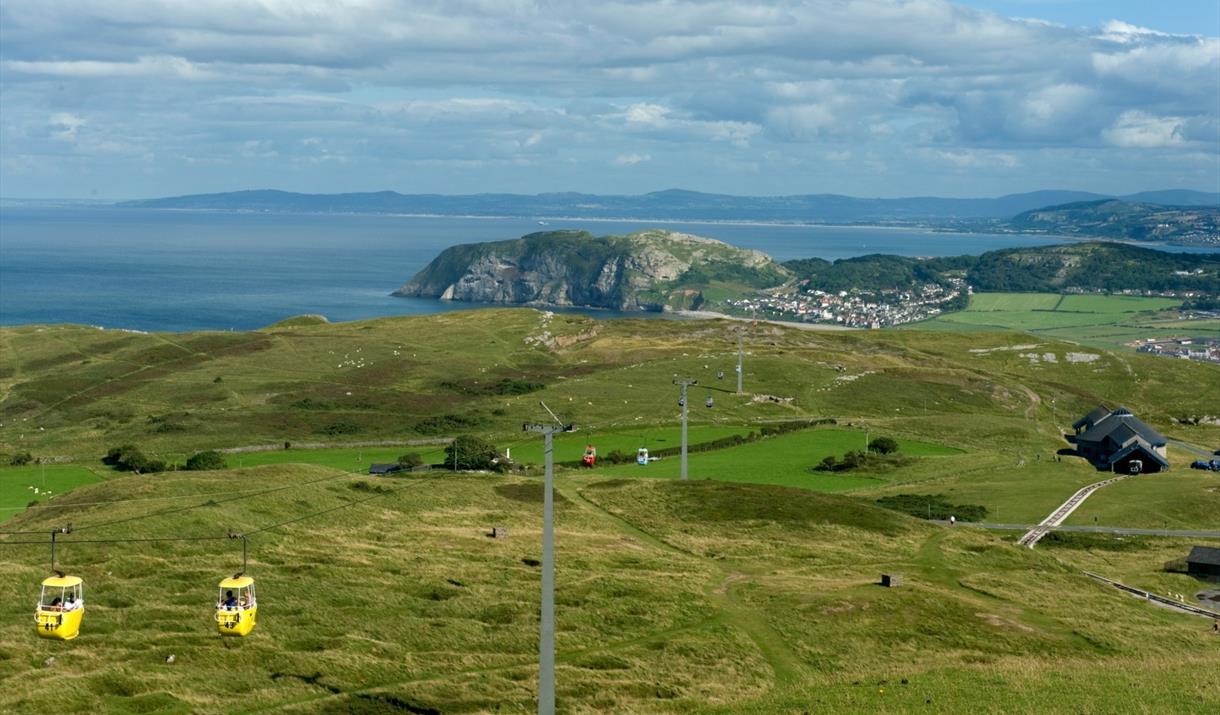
[[397, 452, 424, 468], [413, 413, 485, 435], [102, 444, 167, 473], [9, 451, 34, 466], [444, 435, 501, 471], [874, 494, 987, 522], [184, 450, 227, 471], [317, 421, 361, 436], [868, 437, 900, 455]]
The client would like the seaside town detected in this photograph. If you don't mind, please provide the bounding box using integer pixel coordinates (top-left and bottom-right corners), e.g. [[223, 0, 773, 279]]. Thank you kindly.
[[1129, 337, 1220, 364], [727, 277, 967, 328]]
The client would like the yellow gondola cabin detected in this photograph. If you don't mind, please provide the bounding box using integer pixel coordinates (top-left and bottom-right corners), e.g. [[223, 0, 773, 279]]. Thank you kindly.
[[36, 575, 83, 640], [216, 575, 257, 636]]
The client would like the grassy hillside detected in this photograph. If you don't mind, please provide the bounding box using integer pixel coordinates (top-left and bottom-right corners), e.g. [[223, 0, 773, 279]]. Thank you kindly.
[[1, 467, 1217, 713], [2, 308, 1218, 528], [1008, 199, 1220, 245]]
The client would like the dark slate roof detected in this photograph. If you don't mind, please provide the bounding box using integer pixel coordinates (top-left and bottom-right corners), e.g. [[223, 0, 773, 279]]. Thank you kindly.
[[368, 463, 402, 474], [1073, 404, 1112, 430], [1106, 440, 1170, 468], [1187, 546, 1220, 567], [1073, 406, 1166, 446]]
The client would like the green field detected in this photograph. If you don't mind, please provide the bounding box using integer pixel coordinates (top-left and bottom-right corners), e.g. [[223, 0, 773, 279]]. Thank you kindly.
[[909, 292, 1214, 350], [594, 428, 961, 492], [0, 465, 104, 522], [967, 293, 1063, 311]]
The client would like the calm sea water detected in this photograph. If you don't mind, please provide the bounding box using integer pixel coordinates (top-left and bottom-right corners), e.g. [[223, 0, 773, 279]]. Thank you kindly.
[[0, 207, 1209, 332]]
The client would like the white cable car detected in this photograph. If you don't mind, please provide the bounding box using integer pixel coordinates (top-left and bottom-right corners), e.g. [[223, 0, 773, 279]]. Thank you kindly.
[[636, 447, 649, 465]]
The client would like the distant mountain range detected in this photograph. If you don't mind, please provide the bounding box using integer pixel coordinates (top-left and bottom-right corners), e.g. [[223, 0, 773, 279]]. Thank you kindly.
[[115, 188, 1220, 223]]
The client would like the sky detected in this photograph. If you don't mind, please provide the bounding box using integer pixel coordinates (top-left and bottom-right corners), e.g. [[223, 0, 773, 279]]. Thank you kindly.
[[0, 0, 1217, 199]]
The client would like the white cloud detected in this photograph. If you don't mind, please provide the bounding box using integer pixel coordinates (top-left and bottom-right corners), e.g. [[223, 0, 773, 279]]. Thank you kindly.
[[1102, 111, 1186, 148], [922, 149, 1020, 169], [612, 153, 651, 166], [48, 113, 85, 141]]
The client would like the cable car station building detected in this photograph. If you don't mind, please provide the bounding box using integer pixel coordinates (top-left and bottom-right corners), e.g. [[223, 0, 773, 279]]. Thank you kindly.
[[1067, 405, 1169, 474]]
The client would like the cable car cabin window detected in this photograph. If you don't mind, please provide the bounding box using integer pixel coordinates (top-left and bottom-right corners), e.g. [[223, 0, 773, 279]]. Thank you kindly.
[[40, 584, 81, 610], [218, 584, 256, 610]]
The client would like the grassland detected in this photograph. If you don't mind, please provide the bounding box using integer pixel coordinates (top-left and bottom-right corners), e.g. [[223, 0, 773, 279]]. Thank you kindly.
[[0, 467, 1217, 714], [3, 308, 1218, 525], [2, 309, 1219, 711], [910, 292, 1220, 350]]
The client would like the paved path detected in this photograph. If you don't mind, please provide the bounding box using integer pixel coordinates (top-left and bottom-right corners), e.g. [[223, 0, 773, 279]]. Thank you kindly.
[[1169, 439, 1216, 459], [948, 522, 1220, 539], [1016, 474, 1136, 548]]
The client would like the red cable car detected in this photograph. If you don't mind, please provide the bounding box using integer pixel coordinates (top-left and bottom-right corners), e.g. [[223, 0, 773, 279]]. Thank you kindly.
[[582, 444, 597, 467]]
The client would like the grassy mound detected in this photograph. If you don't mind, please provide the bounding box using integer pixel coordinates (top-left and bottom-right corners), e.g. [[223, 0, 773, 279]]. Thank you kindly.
[[262, 314, 330, 329]]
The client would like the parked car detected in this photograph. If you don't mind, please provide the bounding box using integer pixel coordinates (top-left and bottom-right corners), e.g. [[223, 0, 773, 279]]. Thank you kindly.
[[1191, 460, 1211, 470]]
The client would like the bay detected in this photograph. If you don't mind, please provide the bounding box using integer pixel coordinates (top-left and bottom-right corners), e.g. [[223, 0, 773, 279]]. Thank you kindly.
[[0, 207, 1209, 332]]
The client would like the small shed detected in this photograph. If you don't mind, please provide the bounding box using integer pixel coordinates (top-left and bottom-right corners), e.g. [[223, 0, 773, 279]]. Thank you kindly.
[[368, 463, 403, 475], [881, 574, 903, 588], [1186, 546, 1220, 577]]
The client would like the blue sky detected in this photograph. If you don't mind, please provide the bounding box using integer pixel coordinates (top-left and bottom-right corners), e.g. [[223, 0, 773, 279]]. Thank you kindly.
[[1, 1, 1217, 199]]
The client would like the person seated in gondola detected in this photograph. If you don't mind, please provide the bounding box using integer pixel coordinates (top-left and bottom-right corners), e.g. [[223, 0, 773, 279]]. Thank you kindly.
[[242, 591, 255, 609], [223, 590, 238, 610], [64, 594, 77, 611], [48, 597, 62, 611]]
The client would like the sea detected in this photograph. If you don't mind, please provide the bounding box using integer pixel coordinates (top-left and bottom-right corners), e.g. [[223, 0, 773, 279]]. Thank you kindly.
[[0, 207, 1212, 333]]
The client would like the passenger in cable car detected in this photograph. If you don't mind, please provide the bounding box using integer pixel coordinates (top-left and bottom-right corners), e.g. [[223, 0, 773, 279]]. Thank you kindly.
[[223, 590, 238, 610], [49, 597, 62, 611]]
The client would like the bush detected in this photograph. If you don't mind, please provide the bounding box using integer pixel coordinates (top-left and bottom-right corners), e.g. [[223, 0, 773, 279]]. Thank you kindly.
[[397, 452, 424, 468], [841, 450, 868, 469], [604, 449, 631, 465], [815, 455, 837, 472], [184, 450, 227, 471], [413, 413, 485, 435], [444, 435, 501, 471], [9, 451, 34, 466], [318, 421, 360, 436], [874, 494, 987, 522], [868, 437, 899, 455], [102, 444, 166, 473]]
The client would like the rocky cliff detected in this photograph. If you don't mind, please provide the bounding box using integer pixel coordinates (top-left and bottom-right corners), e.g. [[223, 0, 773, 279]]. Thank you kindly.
[[393, 229, 789, 311]]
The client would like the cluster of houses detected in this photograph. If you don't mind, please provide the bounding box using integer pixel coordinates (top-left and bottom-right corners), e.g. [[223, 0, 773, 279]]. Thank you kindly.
[[1063, 285, 1215, 301], [1130, 337, 1220, 364], [728, 279, 965, 328]]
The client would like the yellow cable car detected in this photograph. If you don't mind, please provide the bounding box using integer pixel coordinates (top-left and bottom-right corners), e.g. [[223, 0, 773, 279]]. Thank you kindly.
[[36, 574, 84, 640], [216, 574, 257, 637]]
